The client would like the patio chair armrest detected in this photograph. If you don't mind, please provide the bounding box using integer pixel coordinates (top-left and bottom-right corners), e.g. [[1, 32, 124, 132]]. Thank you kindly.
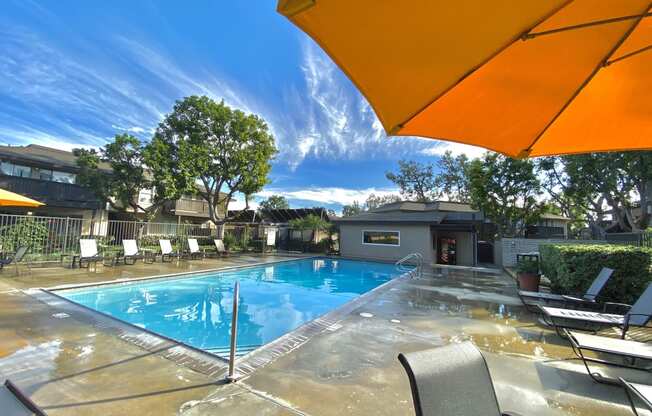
[[603, 302, 631, 313], [561, 295, 594, 305]]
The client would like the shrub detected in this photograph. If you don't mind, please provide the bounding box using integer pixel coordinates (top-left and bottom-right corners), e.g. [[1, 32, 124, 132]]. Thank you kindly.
[[515, 258, 539, 275], [539, 244, 652, 304]]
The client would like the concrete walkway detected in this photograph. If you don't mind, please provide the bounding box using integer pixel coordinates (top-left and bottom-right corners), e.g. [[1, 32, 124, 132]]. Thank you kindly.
[[0, 256, 643, 415]]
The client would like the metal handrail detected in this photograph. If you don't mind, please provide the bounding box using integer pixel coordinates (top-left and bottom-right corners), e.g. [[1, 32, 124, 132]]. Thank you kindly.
[[227, 280, 240, 382], [396, 253, 423, 279]]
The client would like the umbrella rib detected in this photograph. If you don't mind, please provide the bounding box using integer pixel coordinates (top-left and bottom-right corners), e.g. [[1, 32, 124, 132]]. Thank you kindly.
[[521, 3, 652, 158], [523, 12, 652, 39], [389, 0, 574, 136], [605, 43, 652, 66]]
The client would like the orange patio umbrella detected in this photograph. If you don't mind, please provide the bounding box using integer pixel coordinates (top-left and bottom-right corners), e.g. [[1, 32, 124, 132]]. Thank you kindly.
[[0, 188, 44, 207], [277, 0, 652, 158]]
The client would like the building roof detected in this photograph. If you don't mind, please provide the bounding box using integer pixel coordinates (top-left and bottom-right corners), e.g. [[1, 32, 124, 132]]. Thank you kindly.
[[334, 210, 446, 224], [372, 200, 479, 213], [0, 144, 111, 171]]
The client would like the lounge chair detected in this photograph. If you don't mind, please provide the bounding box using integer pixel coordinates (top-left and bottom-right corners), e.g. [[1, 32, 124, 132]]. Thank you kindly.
[[398, 341, 521, 416], [620, 378, 652, 416], [159, 239, 179, 262], [186, 238, 204, 259], [214, 239, 228, 257], [77, 239, 113, 268], [539, 282, 652, 339], [0, 246, 29, 274], [3, 379, 47, 415], [566, 330, 652, 384], [121, 239, 154, 265], [519, 267, 613, 312]]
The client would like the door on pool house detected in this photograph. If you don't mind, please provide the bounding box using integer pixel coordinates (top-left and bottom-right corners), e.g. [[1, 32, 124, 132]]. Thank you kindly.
[[438, 237, 457, 265], [431, 226, 478, 266]]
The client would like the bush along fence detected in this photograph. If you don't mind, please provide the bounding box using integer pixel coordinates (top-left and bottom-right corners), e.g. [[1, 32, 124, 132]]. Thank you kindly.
[[0, 213, 335, 264], [539, 243, 652, 304]]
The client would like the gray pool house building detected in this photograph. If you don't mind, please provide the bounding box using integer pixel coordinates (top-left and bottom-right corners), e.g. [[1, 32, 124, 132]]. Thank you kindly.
[[334, 201, 486, 267]]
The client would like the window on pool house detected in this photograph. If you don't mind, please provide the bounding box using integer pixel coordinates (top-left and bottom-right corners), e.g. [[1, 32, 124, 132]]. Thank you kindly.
[[362, 230, 400, 246]]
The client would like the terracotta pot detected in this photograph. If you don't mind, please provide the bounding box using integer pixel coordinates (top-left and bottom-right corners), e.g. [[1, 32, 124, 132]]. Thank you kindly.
[[517, 272, 541, 292]]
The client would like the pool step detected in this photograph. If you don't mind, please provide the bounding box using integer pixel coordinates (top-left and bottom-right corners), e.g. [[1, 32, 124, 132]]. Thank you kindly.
[[203, 344, 261, 358]]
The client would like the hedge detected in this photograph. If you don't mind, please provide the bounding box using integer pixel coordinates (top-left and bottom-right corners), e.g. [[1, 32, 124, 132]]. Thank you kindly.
[[539, 244, 652, 304]]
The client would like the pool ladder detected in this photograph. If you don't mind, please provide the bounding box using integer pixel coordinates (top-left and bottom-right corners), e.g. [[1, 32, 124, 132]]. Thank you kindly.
[[396, 253, 423, 279]]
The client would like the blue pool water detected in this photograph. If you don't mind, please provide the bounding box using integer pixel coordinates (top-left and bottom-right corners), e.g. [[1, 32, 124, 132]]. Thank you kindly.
[[58, 258, 403, 356]]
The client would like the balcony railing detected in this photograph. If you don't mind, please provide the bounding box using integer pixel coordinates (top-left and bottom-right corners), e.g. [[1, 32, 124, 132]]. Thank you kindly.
[[0, 175, 102, 209], [173, 198, 211, 218]]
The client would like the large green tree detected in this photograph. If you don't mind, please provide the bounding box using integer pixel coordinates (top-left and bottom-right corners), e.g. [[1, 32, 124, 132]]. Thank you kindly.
[[385, 153, 471, 202], [341, 201, 362, 217], [467, 153, 544, 237], [434, 151, 471, 203], [75, 134, 169, 220], [385, 160, 437, 202], [363, 193, 401, 210], [563, 151, 652, 232], [259, 195, 290, 210], [145, 96, 276, 228]]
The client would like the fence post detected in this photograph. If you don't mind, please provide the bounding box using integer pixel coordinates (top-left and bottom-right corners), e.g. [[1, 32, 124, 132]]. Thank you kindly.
[[62, 217, 70, 255], [227, 280, 240, 382]]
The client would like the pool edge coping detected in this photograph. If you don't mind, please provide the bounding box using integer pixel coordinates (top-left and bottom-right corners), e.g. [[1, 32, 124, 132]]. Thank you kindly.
[[24, 256, 413, 381]]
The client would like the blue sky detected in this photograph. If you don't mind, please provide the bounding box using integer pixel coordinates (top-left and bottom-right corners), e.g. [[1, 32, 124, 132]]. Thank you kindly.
[[0, 0, 484, 212]]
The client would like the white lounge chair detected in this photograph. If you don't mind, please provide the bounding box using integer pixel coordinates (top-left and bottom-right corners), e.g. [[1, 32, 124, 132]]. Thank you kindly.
[[121, 239, 153, 265], [539, 283, 652, 338], [159, 239, 179, 262], [78, 239, 112, 268], [214, 239, 228, 257], [186, 238, 203, 259]]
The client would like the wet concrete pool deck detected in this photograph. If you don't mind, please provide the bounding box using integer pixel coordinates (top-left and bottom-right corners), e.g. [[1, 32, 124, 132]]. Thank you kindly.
[[0, 255, 645, 415]]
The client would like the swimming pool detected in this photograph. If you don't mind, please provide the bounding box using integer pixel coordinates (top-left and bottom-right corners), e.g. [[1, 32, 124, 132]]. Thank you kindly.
[[58, 258, 404, 357]]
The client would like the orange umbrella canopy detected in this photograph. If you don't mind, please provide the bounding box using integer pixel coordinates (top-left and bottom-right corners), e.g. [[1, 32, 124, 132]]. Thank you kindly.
[[0, 188, 44, 207], [277, 0, 652, 158]]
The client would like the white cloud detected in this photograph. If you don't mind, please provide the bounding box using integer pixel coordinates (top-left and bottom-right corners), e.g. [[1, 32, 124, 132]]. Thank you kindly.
[[256, 187, 399, 207], [419, 141, 488, 159], [228, 194, 259, 211]]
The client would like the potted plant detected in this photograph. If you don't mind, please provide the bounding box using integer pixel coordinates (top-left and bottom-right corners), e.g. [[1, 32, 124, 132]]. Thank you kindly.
[[515, 258, 540, 291]]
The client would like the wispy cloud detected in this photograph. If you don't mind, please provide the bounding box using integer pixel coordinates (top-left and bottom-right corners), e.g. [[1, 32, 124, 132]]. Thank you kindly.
[[0, 10, 486, 174], [276, 41, 477, 170], [256, 187, 399, 207]]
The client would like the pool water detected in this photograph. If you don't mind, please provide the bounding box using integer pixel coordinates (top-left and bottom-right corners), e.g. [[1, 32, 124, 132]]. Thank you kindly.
[[58, 258, 404, 356]]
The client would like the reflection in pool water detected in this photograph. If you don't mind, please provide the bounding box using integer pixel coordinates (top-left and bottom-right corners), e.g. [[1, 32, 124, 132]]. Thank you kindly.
[[59, 258, 402, 356]]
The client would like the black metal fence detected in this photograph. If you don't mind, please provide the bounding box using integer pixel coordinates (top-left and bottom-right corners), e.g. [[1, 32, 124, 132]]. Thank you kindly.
[[0, 213, 336, 264], [605, 232, 652, 248]]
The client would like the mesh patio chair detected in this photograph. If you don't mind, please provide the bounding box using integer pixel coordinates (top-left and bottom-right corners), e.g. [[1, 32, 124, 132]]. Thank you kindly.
[[567, 330, 652, 384], [539, 283, 652, 339], [519, 267, 613, 312], [620, 378, 652, 416], [0, 246, 30, 276], [398, 341, 521, 416]]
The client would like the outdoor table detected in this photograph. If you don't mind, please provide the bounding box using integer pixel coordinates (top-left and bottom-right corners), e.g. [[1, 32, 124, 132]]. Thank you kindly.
[[141, 249, 156, 264]]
